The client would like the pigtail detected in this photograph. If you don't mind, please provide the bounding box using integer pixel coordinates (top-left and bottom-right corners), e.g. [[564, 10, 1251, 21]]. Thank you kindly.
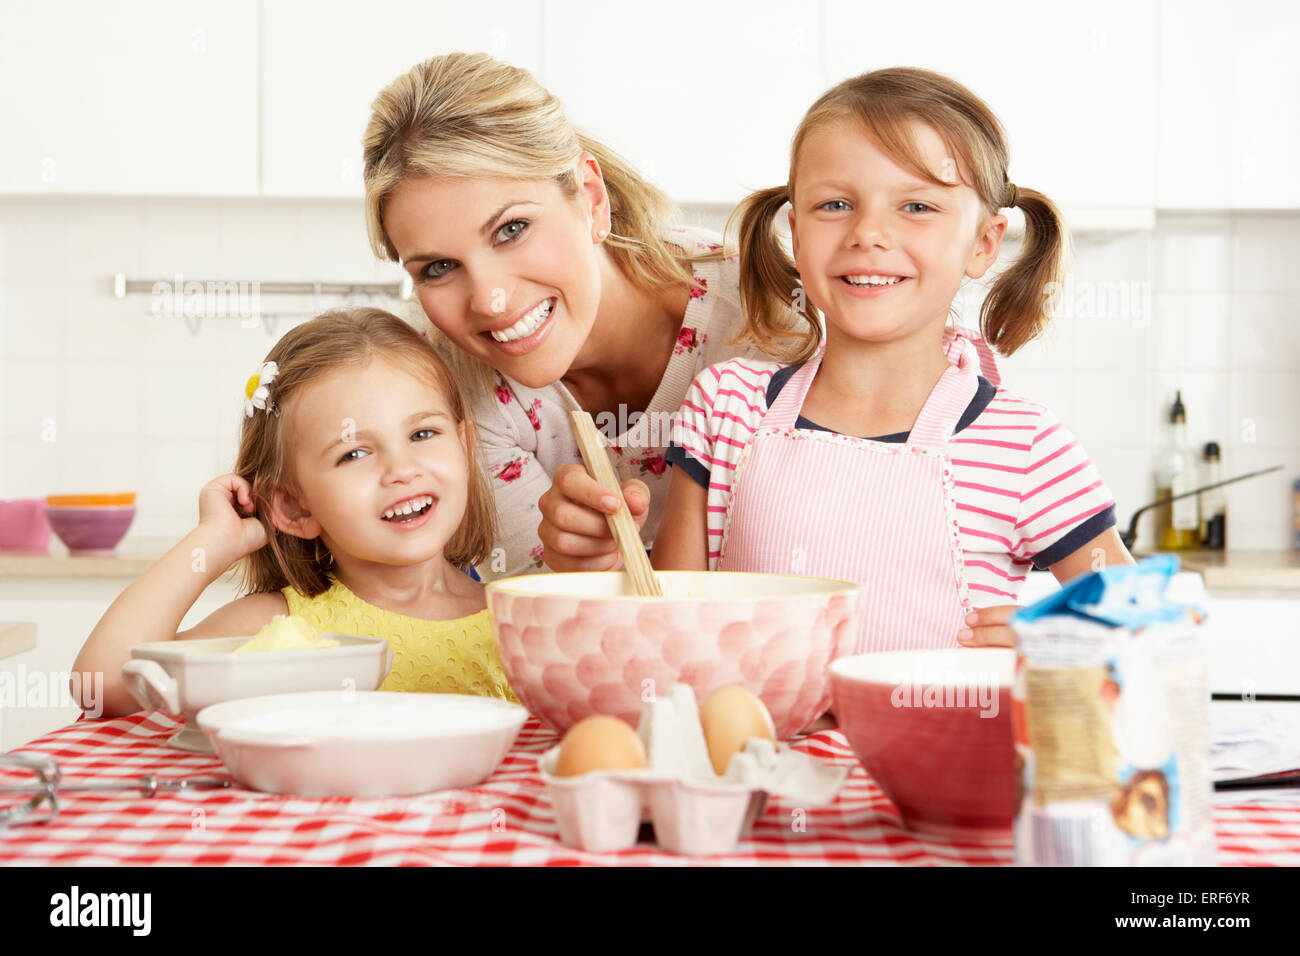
[[731, 185, 820, 363], [980, 186, 1069, 356]]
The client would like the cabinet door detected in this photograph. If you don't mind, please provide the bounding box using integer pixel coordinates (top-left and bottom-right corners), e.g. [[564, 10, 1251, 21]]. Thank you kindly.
[[1158, 0, 1300, 208], [1200, 593, 1300, 696], [1156, 0, 1232, 207], [0, 577, 242, 751], [1231, 2, 1300, 207], [823, 0, 1158, 212], [542, 0, 828, 207], [260, 1, 543, 198], [0, 0, 258, 196]]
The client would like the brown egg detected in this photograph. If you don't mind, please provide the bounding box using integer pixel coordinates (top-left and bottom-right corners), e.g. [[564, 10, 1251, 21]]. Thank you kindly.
[[699, 686, 777, 775], [554, 716, 648, 777]]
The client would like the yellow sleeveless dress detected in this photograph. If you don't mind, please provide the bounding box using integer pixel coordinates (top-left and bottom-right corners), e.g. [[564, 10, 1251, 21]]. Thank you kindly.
[[281, 576, 518, 703]]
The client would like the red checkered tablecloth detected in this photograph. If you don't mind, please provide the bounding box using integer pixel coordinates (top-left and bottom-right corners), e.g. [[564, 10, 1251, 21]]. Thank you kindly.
[[1, 712, 1296, 866]]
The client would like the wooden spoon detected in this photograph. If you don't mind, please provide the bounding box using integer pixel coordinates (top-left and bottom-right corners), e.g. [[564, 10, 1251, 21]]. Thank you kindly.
[[569, 410, 663, 597]]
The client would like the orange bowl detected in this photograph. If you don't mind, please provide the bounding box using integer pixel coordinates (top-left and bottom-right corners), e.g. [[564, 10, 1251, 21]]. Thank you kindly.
[[46, 493, 136, 508]]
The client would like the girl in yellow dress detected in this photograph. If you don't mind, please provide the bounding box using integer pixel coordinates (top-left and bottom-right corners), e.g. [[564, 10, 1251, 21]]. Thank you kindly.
[[75, 308, 517, 717]]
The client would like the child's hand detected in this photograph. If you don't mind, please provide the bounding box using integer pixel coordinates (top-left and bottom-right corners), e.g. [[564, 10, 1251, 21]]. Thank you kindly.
[[195, 474, 267, 567], [956, 605, 1021, 647], [537, 464, 650, 572]]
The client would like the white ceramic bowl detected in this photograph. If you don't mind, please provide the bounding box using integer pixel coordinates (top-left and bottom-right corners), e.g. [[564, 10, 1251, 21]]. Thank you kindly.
[[197, 691, 529, 797], [123, 634, 391, 752]]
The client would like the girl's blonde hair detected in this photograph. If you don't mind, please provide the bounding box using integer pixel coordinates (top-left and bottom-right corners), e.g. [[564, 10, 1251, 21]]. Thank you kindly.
[[735, 67, 1067, 362], [361, 52, 724, 386], [234, 307, 497, 597]]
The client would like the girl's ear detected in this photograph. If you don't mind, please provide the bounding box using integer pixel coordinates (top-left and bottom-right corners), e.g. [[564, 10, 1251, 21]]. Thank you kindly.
[[787, 206, 800, 265], [268, 487, 323, 540], [966, 212, 1008, 280]]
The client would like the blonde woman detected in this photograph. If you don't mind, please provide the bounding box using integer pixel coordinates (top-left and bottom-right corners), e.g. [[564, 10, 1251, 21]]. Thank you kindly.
[[363, 53, 782, 580]]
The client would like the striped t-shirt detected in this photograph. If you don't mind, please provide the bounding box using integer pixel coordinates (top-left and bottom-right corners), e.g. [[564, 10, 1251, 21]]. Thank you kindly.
[[665, 359, 1117, 606]]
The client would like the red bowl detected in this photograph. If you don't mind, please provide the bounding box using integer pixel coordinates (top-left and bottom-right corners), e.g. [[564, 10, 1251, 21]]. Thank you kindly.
[[831, 648, 1016, 838], [44, 505, 135, 556]]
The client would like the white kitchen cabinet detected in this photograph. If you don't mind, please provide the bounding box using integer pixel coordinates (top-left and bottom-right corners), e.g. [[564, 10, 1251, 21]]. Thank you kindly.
[[1198, 591, 1300, 697], [259, 0, 543, 198], [1156, 0, 1300, 209], [822, 1, 1158, 216], [0, 0, 259, 196], [0, 575, 239, 752], [6, 2, 1291, 213], [1020, 571, 1300, 697], [542, 0, 828, 207]]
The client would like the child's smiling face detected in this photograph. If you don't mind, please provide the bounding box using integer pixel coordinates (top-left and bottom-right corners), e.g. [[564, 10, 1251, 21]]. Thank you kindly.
[[788, 117, 1006, 349], [272, 355, 471, 568]]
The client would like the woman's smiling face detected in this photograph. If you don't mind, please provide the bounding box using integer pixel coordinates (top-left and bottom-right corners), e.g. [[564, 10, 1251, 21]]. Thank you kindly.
[[383, 163, 607, 389]]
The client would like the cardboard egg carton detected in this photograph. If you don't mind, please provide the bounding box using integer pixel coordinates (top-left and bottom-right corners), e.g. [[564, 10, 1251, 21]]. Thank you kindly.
[[539, 684, 848, 855]]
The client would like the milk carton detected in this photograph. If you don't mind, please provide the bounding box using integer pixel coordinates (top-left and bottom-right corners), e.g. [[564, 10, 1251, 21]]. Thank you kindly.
[[1010, 556, 1215, 866]]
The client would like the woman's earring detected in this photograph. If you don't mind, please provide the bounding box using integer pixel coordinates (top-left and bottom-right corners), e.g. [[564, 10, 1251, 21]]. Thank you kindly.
[[594, 227, 609, 242]]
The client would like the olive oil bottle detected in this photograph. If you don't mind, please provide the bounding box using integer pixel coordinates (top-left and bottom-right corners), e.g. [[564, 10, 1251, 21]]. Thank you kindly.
[[1156, 391, 1200, 551]]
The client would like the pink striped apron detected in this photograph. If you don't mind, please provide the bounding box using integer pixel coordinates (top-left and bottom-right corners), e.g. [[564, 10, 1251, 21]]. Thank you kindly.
[[718, 331, 996, 654]]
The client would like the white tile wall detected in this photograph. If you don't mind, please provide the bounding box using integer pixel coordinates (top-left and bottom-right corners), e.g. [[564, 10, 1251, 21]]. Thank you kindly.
[[1025, 215, 1300, 551], [0, 197, 408, 539], [2, 200, 1298, 554]]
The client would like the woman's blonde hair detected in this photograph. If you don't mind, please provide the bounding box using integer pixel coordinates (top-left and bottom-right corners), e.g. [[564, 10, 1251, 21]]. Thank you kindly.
[[362, 52, 724, 386], [734, 67, 1067, 362], [234, 307, 497, 597]]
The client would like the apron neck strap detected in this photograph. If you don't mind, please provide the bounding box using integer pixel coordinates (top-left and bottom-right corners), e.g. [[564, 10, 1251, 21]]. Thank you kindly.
[[763, 346, 824, 429], [765, 337, 979, 448], [908, 361, 979, 450], [944, 326, 1001, 386]]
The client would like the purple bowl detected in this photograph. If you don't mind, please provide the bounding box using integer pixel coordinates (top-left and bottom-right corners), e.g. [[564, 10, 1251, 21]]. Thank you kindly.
[[45, 506, 135, 555], [0, 499, 52, 553]]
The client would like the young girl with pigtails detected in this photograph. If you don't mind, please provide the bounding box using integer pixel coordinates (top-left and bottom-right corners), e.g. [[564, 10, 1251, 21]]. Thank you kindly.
[[651, 67, 1134, 652]]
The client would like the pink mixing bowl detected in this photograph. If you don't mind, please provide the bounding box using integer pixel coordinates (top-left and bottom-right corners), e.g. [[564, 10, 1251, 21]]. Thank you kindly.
[[44, 505, 135, 555], [486, 571, 863, 738], [0, 499, 52, 552], [831, 648, 1016, 837]]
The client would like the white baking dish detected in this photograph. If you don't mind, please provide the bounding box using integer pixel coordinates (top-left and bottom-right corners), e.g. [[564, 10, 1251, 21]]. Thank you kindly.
[[123, 634, 391, 752], [196, 691, 528, 797]]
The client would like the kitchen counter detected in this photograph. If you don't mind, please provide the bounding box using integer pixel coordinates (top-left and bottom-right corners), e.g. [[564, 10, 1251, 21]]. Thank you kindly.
[[1136, 550, 1300, 591], [8, 535, 1298, 590], [0, 537, 239, 581]]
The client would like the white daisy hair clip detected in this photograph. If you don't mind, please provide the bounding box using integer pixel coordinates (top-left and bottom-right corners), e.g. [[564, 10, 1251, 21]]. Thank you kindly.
[[243, 361, 280, 418]]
